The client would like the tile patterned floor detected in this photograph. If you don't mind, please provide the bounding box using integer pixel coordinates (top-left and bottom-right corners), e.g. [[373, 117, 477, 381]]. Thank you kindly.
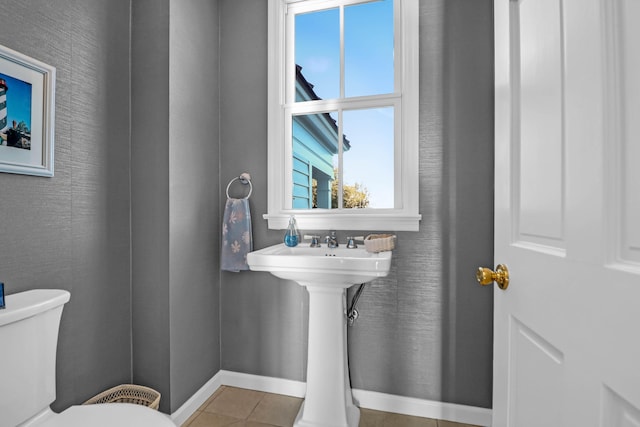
[[181, 386, 480, 427]]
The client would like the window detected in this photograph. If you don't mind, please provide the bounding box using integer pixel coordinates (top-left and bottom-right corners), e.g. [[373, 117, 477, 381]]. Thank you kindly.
[[266, 0, 420, 231]]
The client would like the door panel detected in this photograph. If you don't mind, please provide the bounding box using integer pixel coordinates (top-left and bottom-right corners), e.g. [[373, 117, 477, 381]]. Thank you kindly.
[[605, 0, 640, 265], [493, 0, 640, 425], [515, 0, 565, 247], [508, 317, 564, 427], [602, 386, 640, 427]]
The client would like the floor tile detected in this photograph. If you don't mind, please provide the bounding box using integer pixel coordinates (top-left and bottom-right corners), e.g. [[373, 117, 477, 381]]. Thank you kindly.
[[437, 421, 481, 427], [201, 386, 227, 408], [181, 409, 203, 427], [229, 421, 279, 427], [360, 408, 438, 427], [247, 393, 303, 427], [359, 408, 388, 427], [183, 411, 243, 427], [203, 387, 265, 419], [185, 386, 479, 427], [381, 412, 438, 427]]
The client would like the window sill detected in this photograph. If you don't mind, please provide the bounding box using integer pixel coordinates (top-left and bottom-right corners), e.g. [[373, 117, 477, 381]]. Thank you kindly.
[[263, 212, 421, 231]]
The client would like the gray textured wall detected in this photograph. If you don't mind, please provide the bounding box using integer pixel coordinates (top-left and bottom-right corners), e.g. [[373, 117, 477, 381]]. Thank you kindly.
[[131, 0, 173, 412], [0, 0, 221, 415], [0, 0, 493, 416], [219, 0, 310, 381], [132, 0, 221, 414], [168, 0, 221, 412], [0, 0, 132, 411], [219, 0, 494, 409]]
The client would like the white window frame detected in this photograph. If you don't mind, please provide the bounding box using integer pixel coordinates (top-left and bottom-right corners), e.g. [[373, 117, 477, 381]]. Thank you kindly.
[[265, 0, 420, 231]]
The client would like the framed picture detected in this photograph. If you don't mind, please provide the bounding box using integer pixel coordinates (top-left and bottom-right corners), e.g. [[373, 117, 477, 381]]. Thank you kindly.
[[0, 44, 55, 177]]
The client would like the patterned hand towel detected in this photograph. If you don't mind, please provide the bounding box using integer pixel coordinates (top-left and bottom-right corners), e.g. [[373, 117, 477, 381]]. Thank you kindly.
[[221, 198, 253, 272]]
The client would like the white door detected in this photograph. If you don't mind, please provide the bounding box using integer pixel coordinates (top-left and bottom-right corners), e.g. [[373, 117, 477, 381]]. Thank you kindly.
[[491, 0, 640, 426]]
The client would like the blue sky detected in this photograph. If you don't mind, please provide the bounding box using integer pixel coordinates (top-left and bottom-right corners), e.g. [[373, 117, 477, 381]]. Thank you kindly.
[[295, 0, 395, 208], [0, 73, 32, 130]]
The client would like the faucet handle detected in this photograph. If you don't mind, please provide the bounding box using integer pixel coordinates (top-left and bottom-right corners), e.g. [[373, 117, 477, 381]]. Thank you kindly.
[[346, 236, 364, 249], [304, 235, 321, 248], [325, 231, 339, 248]]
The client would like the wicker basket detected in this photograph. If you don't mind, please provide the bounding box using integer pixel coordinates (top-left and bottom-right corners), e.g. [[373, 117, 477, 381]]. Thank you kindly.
[[364, 234, 396, 253], [83, 384, 161, 410]]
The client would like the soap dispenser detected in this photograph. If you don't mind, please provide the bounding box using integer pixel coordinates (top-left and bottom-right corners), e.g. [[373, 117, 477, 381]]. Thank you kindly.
[[284, 216, 300, 247]]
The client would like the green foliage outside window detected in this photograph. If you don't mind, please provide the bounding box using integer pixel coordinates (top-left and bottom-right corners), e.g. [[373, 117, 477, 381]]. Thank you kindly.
[[313, 169, 370, 209]]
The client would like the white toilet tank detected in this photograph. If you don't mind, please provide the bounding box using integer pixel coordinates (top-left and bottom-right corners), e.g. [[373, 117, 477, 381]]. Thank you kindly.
[[0, 289, 70, 427]]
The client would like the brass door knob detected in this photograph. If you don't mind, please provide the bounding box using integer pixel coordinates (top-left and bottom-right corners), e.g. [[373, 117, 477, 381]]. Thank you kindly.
[[476, 264, 509, 290]]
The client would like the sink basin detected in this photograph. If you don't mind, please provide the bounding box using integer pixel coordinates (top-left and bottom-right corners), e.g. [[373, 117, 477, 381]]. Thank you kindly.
[[246, 243, 392, 286]]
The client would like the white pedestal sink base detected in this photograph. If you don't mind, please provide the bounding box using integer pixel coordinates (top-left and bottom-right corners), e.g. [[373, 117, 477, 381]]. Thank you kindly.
[[294, 401, 359, 427], [294, 284, 360, 427], [246, 244, 392, 427]]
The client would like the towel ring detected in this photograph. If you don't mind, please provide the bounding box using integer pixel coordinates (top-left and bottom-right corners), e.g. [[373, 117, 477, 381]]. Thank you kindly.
[[226, 172, 252, 199]]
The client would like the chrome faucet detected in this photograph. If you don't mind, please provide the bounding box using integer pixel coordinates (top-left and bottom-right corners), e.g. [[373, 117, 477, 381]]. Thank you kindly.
[[304, 235, 321, 248], [346, 236, 364, 249], [346, 237, 357, 249], [325, 231, 339, 248]]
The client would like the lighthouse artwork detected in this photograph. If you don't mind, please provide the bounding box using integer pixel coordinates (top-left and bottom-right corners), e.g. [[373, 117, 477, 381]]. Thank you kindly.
[[0, 74, 32, 150], [0, 43, 55, 177]]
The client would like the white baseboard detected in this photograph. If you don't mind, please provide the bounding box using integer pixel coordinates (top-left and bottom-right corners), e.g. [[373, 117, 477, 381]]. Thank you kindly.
[[217, 370, 307, 398], [171, 370, 492, 427], [170, 372, 224, 426], [352, 388, 492, 426]]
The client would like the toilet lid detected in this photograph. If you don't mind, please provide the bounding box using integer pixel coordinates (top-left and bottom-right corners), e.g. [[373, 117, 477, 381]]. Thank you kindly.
[[39, 403, 177, 427]]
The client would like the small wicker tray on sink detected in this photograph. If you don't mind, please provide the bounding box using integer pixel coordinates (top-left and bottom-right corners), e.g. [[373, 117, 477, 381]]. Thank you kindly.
[[364, 234, 396, 253]]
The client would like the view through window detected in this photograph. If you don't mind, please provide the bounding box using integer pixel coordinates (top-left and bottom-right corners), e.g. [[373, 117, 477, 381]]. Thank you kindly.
[[291, 0, 395, 209]]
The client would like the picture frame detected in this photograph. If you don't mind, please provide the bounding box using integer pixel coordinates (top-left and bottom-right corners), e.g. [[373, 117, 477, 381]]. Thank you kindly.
[[0, 44, 55, 177]]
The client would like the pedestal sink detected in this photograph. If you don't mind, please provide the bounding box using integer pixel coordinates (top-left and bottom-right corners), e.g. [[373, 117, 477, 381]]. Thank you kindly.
[[247, 243, 392, 427]]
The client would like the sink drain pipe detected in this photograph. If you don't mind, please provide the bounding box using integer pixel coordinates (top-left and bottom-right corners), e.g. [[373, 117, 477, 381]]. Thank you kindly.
[[347, 283, 366, 326]]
